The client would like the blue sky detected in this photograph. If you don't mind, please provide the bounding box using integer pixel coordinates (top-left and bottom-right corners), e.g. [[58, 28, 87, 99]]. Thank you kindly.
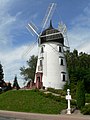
[[0, 0, 90, 87]]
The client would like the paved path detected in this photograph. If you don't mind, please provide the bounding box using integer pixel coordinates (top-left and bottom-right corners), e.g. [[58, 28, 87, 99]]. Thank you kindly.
[[0, 110, 90, 120]]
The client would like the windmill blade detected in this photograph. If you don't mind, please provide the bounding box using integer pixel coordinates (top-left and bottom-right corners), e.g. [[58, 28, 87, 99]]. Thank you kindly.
[[22, 40, 38, 58], [42, 3, 56, 31], [26, 26, 34, 36], [29, 22, 38, 32], [58, 22, 70, 51], [27, 22, 39, 37], [58, 22, 67, 34]]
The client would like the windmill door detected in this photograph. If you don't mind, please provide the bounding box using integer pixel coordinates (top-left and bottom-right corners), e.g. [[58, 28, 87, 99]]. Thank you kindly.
[[36, 72, 43, 89]]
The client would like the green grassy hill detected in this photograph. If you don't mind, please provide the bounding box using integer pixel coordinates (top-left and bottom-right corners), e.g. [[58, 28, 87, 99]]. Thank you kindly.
[[0, 90, 66, 114]]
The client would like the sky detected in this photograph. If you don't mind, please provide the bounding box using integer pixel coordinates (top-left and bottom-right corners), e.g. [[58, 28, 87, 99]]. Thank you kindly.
[[0, 0, 90, 87]]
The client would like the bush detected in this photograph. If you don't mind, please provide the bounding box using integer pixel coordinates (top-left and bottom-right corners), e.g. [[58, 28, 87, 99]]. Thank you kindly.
[[81, 104, 90, 115], [76, 80, 85, 109], [71, 99, 77, 106], [61, 98, 67, 104], [85, 94, 90, 103]]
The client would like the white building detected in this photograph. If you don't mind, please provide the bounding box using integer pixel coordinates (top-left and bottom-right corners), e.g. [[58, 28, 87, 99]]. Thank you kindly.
[[35, 21, 68, 89]]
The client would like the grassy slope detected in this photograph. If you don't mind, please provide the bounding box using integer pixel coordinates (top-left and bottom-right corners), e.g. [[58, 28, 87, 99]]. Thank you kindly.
[[0, 90, 66, 114]]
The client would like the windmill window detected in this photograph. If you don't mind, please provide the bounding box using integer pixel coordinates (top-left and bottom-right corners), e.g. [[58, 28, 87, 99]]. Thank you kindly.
[[57, 46, 62, 52], [40, 60, 42, 66], [61, 72, 66, 82], [59, 46, 62, 52], [62, 74, 65, 81], [61, 58, 63, 65], [41, 47, 44, 53]]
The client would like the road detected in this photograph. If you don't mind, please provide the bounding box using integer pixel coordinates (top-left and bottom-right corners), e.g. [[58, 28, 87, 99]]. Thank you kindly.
[[0, 110, 90, 120], [0, 116, 22, 120]]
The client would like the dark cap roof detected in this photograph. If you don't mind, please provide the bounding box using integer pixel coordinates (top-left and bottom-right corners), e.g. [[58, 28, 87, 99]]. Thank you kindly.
[[40, 21, 64, 45]]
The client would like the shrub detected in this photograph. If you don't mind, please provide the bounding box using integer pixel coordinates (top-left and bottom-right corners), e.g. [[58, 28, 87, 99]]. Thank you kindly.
[[81, 104, 90, 115], [85, 94, 90, 103], [61, 98, 67, 104], [76, 80, 85, 109], [71, 99, 77, 106]]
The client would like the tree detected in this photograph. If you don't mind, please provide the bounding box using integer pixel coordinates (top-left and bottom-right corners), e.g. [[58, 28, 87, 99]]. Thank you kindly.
[[76, 80, 85, 109], [20, 55, 37, 83], [7, 82, 12, 90], [0, 63, 4, 87], [13, 75, 20, 90], [65, 50, 90, 94]]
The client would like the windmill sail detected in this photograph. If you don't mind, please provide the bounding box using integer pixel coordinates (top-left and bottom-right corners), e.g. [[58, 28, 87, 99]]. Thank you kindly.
[[27, 22, 39, 37], [58, 22, 70, 51], [42, 3, 56, 31]]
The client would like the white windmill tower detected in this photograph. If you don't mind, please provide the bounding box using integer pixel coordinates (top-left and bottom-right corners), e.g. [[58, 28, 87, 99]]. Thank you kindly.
[[25, 3, 69, 89]]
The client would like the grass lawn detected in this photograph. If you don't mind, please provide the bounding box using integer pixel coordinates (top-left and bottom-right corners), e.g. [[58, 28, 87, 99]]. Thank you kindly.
[[0, 90, 66, 114]]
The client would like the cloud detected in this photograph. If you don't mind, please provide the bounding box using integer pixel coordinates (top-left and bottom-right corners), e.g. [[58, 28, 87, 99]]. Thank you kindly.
[[1, 44, 38, 87], [0, 1, 17, 50], [0, 0, 39, 87], [68, 3, 90, 53], [0, 0, 26, 51]]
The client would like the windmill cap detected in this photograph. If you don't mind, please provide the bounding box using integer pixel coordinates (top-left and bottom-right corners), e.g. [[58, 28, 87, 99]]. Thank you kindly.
[[40, 21, 64, 45]]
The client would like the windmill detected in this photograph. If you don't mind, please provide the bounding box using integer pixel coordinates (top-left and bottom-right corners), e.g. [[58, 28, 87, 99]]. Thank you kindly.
[[23, 3, 70, 89]]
